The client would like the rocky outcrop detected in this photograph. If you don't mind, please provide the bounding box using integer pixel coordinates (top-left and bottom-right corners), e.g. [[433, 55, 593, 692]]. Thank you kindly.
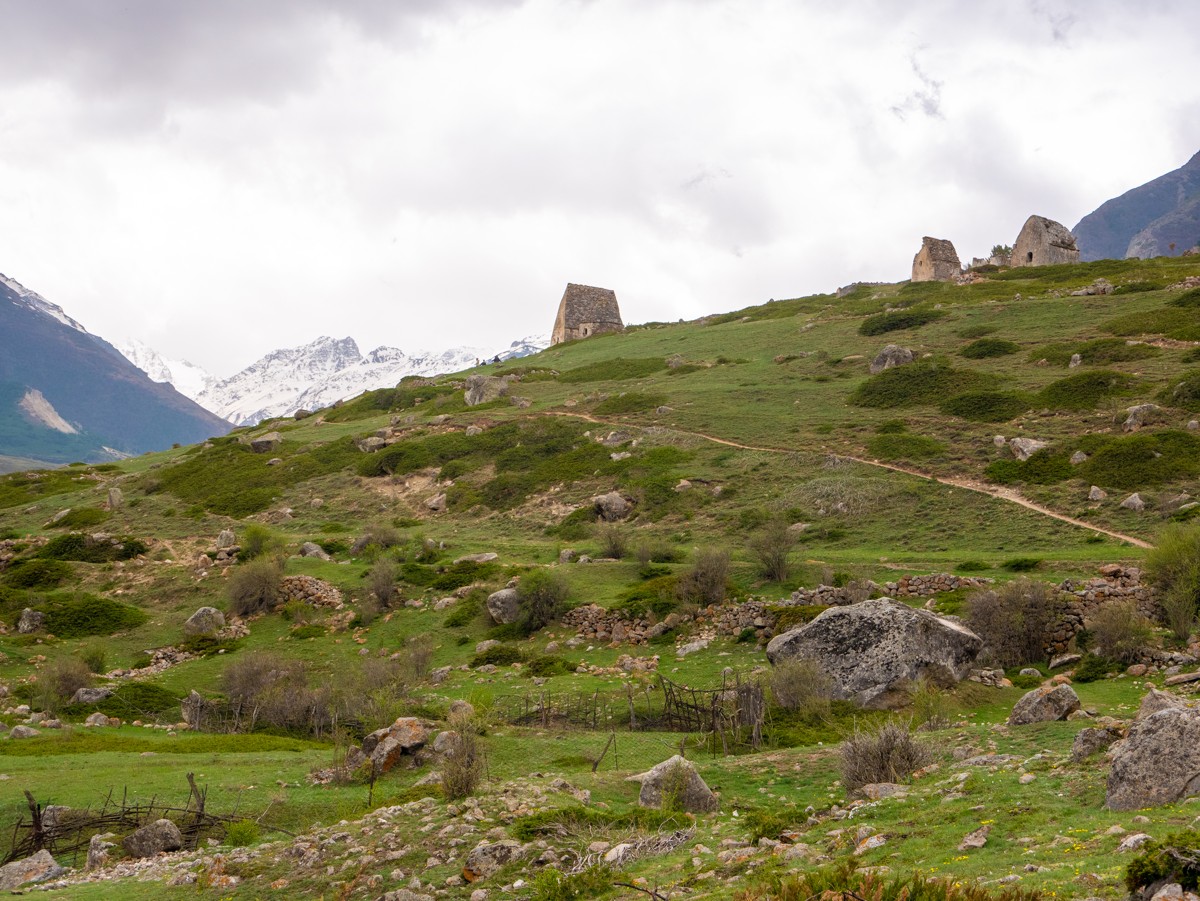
[[122, 819, 184, 858], [631, 755, 718, 812], [765, 598, 983, 709], [463, 839, 525, 880], [593, 492, 632, 522], [464, 375, 510, 407], [1107, 706, 1200, 810], [17, 608, 45, 634], [298, 541, 332, 561], [249, 431, 283, 453], [360, 717, 429, 774], [1009, 437, 1049, 461], [1007, 684, 1080, 726], [1071, 723, 1125, 761]]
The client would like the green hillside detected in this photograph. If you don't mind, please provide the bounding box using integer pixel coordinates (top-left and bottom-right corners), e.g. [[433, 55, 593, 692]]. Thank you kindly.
[[2, 256, 1200, 899]]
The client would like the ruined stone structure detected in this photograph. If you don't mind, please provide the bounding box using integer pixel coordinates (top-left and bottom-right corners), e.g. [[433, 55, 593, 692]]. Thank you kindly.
[[911, 236, 961, 282], [551, 284, 623, 345], [1012, 215, 1080, 267]]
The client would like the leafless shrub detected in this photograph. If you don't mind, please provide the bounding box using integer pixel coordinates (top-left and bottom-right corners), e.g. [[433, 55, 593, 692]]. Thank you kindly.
[[966, 579, 1067, 667], [598, 524, 627, 560], [748, 519, 796, 583], [402, 634, 435, 680], [368, 558, 398, 606], [676, 548, 730, 605], [37, 657, 92, 711], [441, 709, 484, 800], [796, 476, 892, 517], [840, 719, 934, 794], [1088, 600, 1155, 664], [768, 658, 833, 715], [227, 559, 283, 616], [908, 677, 953, 731]]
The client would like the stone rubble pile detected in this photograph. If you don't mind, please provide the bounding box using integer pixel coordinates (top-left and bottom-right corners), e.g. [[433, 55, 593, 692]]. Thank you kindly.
[[279, 575, 345, 610]]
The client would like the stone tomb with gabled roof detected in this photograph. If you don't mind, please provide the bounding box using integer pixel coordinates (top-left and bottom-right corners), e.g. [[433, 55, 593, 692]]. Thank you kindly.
[[1012, 215, 1080, 267], [550, 283, 623, 345], [911, 236, 962, 282]]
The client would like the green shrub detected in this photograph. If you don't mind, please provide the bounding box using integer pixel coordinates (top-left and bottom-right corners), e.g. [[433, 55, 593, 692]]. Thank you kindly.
[[1073, 653, 1119, 683], [59, 682, 182, 721], [1113, 281, 1164, 294], [1002, 557, 1043, 572], [1169, 287, 1200, 308], [46, 507, 109, 529], [79, 644, 107, 674], [444, 592, 485, 628], [769, 604, 827, 632], [593, 392, 666, 414], [401, 560, 497, 591], [1, 559, 73, 589], [1088, 600, 1154, 664], [526, 655, 572, 677], [769, 658, 833, 715], [290, 623, 326, 639], [614, 575, 680, 619], [850, 360, 996, 409], [1035, 370, 1138, 410], [958, 324, 997, 339], [960, 338, 1019, 358], [511, 805, 686, 841], [858, 307, 946, 336], [225, 820, 260, 848], [1105, 306, 1200, 340], [940, 391, 1031, 422], [227, 559, 283, 616], [240, 524, 281, 562], [1158, 369, 1200, 409], [1126, 830, 1200, 894], [875, 419, 908, 434], [747, 519, 797, 582], [985, 449, 1072, 486], [517, 569, 570, 634], [865, 433, 944, 460], [956, 560, 989, 572], [471, 645, 524, 668], [5, 592, 149, 639], [529, 865, 615, 901], [1078, 431, 1200, 488], [38, 533, 147, 563], [1145, 523, 1200, 641], [1037, 337, 1159, 366]]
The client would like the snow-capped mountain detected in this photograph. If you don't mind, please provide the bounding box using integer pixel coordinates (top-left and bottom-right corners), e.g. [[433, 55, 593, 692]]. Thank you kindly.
[[114, 339, 218, 400], [119, 334, 549, 427], [0, 273, 90, 334]]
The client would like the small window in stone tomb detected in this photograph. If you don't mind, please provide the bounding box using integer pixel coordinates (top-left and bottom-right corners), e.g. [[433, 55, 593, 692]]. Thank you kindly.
[[1027, 252, 1034, 263]]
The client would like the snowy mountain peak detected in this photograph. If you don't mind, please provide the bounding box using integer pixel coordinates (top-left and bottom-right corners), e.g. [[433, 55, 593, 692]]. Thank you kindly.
[[114, 339, 218, 401], [0, 272, 90, 334]]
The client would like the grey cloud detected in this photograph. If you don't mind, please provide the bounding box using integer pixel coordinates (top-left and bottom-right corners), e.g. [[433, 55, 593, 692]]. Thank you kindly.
[[890, 54, 943, 122]]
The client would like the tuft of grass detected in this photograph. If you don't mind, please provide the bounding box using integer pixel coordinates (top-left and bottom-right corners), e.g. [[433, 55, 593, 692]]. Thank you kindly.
[[858, 307, 946, 336], [45, 507, 110, 529], [592, 392, 667, 415], [865, 433, 945, 461], [1036, 337, 1159, 367], [851, 360, 996, 409], [960, 338, 1019, 359], [558, 358, 667, 383], [940, 391, 1031, 423], [1035, 370, 1139, 410]]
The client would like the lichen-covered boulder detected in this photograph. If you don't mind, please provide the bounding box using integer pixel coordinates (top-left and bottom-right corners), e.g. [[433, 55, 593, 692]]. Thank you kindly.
[[593, 491, 632, 522], [765, 598, 982, 709], [630, 755, 718, 813], [183, 606, 225, 637], [122, 818, 183, 858], [868, 344, 915, 375], [0, 849, 65, 890], [361, 717, 429, 773], [1008, 684, 1081, 726], [1107, 706, 1200, 810], [463, 839, 525, 880], [486, 588, 520, 625]]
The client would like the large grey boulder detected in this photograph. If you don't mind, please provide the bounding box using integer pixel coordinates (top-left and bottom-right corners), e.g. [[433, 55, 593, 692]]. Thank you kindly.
[[631, 755, 718, 813], [17, 608, 45, 634], [464, 375, 509, 407], [1071, 724, 1125, 761], [215, 529, 237, 550], [298, 541, 332, 561], [765, 598, 982, 709], [869, 345, 915, 375], [183, 606, 226, 637], [593, 492, 632, 522], [463, 839, 525, 880], [486, 588, 520, 625], [249, 432, 283, 454], [122, 818, 183, 858], [1008, 684, 1081, 726], [1137, 687, 1191, 720], [0, 849, 66, 890], [1010, 438, 1049, 461], [1107, 706, 1200, 810], [71, 686, 114, 705]]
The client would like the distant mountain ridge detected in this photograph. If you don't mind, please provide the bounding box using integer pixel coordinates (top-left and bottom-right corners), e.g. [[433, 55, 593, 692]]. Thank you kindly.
[[119, 334, 549, 426], [1074, 150, 1200, 260], [0, 271, 231, 465]]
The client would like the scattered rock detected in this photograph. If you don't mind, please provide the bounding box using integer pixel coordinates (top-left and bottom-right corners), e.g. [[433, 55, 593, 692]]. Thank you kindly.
[[1137, 687, 1189, 720], [425, 493, 447, 514], [1008, 684, 1081, 725], [70, 686, 114, 705], [362, 718, 429, 773], [249, 432, 283, 454], [299, 541, 332, 561], [1072, 725, 1125, 761], [860, 783, 907, 800], [1117, 833, 1153, 853], [463, 840, 524, 880], [85, 712, 114, 727], [107, 487, 123, 510], [1124, 404, 1162, 432], [1070, 451, 1088, 464], [1049, 653, 1082, 670], [1089, 486, 1108, 501], [1120, 493, 1146, 512], [9, 725, 39, 739], [464, 375, 510, 406], [215, 529, 236, 550], [765, 598, 983, 709], [454, 553, 499, 564], [593, 492, 632, 522], [958, 825, 990, 850], [87, 832, 116, 870], [16, 608, 45, 634], [630, 755, 718, 813], [1069, 353, 1083, 369]]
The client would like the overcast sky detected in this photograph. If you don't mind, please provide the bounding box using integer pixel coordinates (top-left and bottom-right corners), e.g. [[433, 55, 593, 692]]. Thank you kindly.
[[1, 0, 1197, 376]]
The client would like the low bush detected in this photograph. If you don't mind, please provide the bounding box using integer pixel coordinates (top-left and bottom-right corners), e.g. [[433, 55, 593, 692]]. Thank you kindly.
[[38, 533, 147, 563], [529, 865, 615, 901], [592, 392, 666, 414], [41, 657, 93, 706], [441, 709, 485, 801], [7, 592, 149, 639], [400, 559, 497, 591], [1170, 287, 1200, 308], [614, 575, 680, 619], [227, 559, 283, 616], [1157, 369, 1200, 409], [1037, 337, 1159, 367], [865, 433, 945, 460], [558, 358, 666, 383], [858, 307, 946, 336], [60, 682, 182, 721], [367, 558, 398, 606], [850, 359, 996, 408], [748, 519, 797, 582], [1105, 306, 1200, 341], [1146, 522, 1200, 641], [768, 658, 833, 715], [1002, 557, 1044, 572], [1073, 653, 1119, 682], [516, 569, 570, 634], [225, 820, 260, 848], [985, 450, 1072, 486], [46, 507, 109, 529], [769, 604, 827, 632], [240, 524, 282, 562], [471, 645, 524, 668], [1078, 431, 1200, 488], [676, 548, 730, 604], [597, 524, 627, 560], [1126, 829, 1200, 895], [1088, 600, 1155, 664], [1, 559, 73, 589], [526, 655, 572, 677], [79, 644, 107, 674], [510, 805, 686, 841], [940, 391, 1031, 423], [1035, 370, 1139, 410], [966, 579, 1065, 666], [840, 719, 933, 794], [960, 338, 1019, 358], [744, 860, 1042, 901]]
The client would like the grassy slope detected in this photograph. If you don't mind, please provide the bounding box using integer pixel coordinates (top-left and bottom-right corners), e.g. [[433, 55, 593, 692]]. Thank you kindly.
[[0, 256, 1199, 897]]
